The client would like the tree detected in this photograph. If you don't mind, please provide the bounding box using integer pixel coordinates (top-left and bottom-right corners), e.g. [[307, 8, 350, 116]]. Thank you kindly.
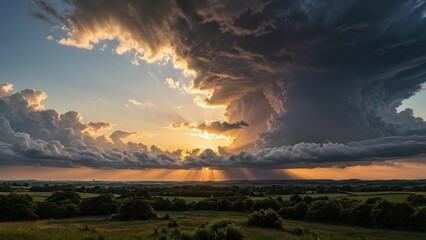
[[170, 198, 189, 211], [349, 203, 372, 226], [117, 198, 156, 220], [80, 194, 118, 215], [151, 197, 171, 211], [290, 195, 303, 204], [0, 194, 37, 221], [35, 202, 57, 219], [293, 202, 308, 220], [303, 196, 313, 204], [306, 200, 340, 223], [46, 191, 82, 205], [217, 199, 232, 211], [52, 203, 79, 219]]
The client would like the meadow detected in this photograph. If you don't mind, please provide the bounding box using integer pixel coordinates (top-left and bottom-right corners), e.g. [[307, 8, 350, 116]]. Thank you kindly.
[[0, 211, 425, 240]]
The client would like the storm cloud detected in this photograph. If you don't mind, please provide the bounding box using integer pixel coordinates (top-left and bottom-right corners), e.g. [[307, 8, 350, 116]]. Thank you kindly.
[[11, 0, 426, 169]]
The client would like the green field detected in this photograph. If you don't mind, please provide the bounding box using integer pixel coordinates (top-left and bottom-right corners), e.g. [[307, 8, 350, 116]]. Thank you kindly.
[[0, 192, 99, 202], [0, 211, 425, 240]]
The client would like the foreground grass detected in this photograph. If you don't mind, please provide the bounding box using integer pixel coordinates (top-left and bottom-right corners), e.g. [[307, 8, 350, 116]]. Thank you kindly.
[[0, 211, 425, 240]]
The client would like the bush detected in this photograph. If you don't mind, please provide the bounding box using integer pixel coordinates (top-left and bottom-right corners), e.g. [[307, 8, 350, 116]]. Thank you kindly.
[[192, 220, 244, 240], [0, 194, 37, 221], [247, 208, 282, 228], [80, 194, 118, 216], [117, 198, 156, 220], [170, 198, 189, 211]]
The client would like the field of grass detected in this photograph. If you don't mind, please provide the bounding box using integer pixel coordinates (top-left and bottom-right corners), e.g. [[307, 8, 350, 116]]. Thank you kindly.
[[0, 211, 425, 240], [0, 192, 99, 202]]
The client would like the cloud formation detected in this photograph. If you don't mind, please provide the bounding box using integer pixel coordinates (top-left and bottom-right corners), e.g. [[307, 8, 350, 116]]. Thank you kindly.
[[32, 0, 426, 151], [13, 0, 426, 171]]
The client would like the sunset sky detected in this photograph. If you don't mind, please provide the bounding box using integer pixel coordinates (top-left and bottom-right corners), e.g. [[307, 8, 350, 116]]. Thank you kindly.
[[1, 0, 426, 181]]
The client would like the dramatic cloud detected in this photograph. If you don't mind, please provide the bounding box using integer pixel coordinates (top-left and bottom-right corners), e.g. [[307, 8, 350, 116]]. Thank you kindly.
[[12, 0, 426, 171], [1, 83, 426, 170], [33, 0, 426, 151]]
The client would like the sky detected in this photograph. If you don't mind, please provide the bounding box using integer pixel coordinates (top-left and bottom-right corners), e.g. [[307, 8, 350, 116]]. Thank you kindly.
[[0, 0, 426, 181]]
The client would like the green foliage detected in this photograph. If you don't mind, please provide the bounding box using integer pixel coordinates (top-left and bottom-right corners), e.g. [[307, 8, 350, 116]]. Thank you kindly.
[[80, 194, 118, 216], [35, 201, 57, 219], [407, 194, 426, 206], [191, 220, 244, 240], [250, 198, 280, 211], [216, 199, 232, 211], [170, 198, 189, 211], [247, 208, 282, 228], [52, 202, 79, 219], [117, 198, 156, 220], [306, 200, 340, 223], [46, 191, 82, 205], [152, 197, 172, 211], [0, 194, 37, 221], [293, 202, 309, 219]]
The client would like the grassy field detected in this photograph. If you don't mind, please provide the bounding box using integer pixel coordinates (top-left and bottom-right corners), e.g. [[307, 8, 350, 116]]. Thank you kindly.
[[0, 192, 99, 202], [0, 211, 425, 240], [159, 191, 426, 203]]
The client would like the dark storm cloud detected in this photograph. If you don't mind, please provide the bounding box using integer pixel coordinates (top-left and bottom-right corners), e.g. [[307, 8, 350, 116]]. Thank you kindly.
[[23, 0, 426, 168]]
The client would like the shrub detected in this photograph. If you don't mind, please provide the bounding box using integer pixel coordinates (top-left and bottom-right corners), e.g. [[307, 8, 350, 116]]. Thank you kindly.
[[191, 228, 213, 240], [247, 208, 282, 228], [192, 220, 244, 240], [117, 198, 156, 220]]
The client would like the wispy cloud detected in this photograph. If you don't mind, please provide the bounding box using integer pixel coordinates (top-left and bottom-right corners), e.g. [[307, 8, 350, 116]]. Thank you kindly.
[[128, 99, 154, 107]]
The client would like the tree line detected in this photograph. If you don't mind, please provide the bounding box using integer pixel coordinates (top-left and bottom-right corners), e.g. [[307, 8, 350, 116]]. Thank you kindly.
[[1, 189, 426, 231]]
